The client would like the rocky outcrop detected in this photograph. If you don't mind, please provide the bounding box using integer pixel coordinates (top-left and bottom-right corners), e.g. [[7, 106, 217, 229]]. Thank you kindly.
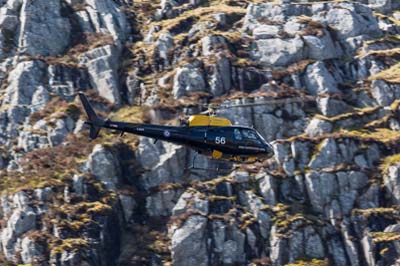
[[18, 0, 71, 56], [0, 0, 399, 265], [81, 45, 122, 105], [173, 63, 207, 98]]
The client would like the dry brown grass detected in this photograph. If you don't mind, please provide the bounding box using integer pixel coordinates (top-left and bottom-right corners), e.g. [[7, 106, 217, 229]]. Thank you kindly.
[[374, 12, 400, 26], [315, 106, 382, 123], [357, 47, 400, 59], [369, 63, 400, 83]]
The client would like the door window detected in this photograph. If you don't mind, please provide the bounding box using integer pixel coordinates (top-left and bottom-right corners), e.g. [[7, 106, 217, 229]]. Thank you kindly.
[[234, 129, 242, 141]]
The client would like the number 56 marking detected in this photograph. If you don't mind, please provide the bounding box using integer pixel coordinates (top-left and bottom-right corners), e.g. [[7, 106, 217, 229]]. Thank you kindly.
[[215, 137, 226, 145]]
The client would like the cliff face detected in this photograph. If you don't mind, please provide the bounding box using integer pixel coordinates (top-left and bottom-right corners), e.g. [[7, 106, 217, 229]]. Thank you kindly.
[[0, 0, 399, 265]]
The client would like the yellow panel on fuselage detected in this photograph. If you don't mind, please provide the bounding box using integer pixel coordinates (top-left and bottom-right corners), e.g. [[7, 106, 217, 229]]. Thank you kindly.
[[189, 115, 232, 127]]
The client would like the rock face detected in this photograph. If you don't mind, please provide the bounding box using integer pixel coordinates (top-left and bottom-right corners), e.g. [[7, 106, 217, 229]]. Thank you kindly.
[[18, 0, 71, 56], [81, 45, 122, 105], [173, 64, 207, 98], [0, 0, 400, 266]]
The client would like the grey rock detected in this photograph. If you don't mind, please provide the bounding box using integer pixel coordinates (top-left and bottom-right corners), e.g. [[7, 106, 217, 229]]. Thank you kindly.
[[82, 45, 122, 105], [384, 224, 400, 233], [253, 25, 280, 39], [9, 208, 36, 236], [304, 61, 340, 95], [125, 72, 142, 105], [213, 13, 227, 26], [309, 138, 341, 170], [240, 191, 272, 239], [88, 144, 121, 190], [4, 0, 23, 11], [18, 126, 49, 152], [283, 158, 295, 176], [231, 171, 250, 183], [7, 160, 20, 171], [1, 196, 12, 217], [288, 227, 304, 262], [354, 154, 368, 169], [368, 0, 395, 13], [48, 119, 70, 147], [338, 140, 358, 163], [13, 191, 29, 209], [317, 97, 351, 117], [361, 236, 376, 266], [188, 21, 214, 39], [328, 237, 349, 266], [246, 228, 257, 252], [341, 221, 361, 266], [339, 191, 357, 215], [171, 215, 208, 266], [314, 3, 381, 40], [173, 191, 209, 216], [21, 237, 43, 264], [137, 137, 165, 169], [259, 174, 277, 206], [371, 80, 394, 106], [291, 141, 310, 170], [156, 32, 174, 64], [73, 120, 86, 135], [72, 175, 84, 196], [208, 56, 231, 96], [305, 172, 338, 212], [336, 171, 369, 192], [222, 226, 245, 265], [31, 86, 50, 112], [173, 65, 206, 98], [211, 220, 225, 254], [84, 0, 128, 41], [59, 251, 82, 266], [270, 226, 289, 265], [144, 25, 161, 43], [305, 117, 332, 137], [34, 187, 53, 202], [304, 226, 324, 259], [272, 142, 290, 165], [146, 190, 180, 217], [18, 0, 71, 56], [327, 200, 343, 226], [359, 183, 380, 209], [303, 30, 339, 60], [4, 60, 46, 106], [119, 194, 136, 221], [284, 17, 305, 35], [202, 35, 227, 56], [251, 36, 305, 66], [137, 139, 187, 189], [0, 8, 18, 31], [255, 113, 283, 142], [384, 164, 400, 204], [243, 3, 310, 32]]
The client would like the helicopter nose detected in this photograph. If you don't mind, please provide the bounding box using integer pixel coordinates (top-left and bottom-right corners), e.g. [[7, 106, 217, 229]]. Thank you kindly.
[[264, 142, 274, 158]]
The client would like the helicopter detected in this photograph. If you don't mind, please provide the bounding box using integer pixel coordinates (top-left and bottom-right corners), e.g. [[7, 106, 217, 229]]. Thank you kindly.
[[79, 93, 277, 165], [79, 92, 316, 167]]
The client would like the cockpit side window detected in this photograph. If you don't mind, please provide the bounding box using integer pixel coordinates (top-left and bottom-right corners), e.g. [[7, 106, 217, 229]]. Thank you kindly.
[[234, 128, 242, 140]]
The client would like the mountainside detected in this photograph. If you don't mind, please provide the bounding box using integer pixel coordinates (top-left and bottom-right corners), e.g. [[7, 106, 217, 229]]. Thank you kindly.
[[0, 0, 400, 265]]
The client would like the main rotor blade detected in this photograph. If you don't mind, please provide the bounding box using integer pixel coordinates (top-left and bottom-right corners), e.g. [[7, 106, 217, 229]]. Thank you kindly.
[[216, 96, 316, 109]]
